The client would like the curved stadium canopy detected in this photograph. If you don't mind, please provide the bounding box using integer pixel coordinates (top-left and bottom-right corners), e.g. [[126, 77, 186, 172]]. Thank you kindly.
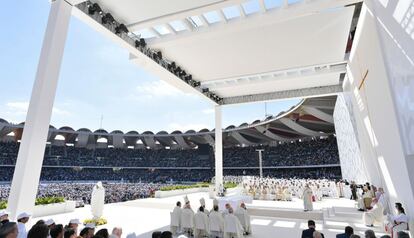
[[0, 96, 337, 149]]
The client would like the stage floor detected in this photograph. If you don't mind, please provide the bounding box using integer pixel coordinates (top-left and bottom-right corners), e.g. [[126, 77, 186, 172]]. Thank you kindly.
[[30, 192, 387, 238]]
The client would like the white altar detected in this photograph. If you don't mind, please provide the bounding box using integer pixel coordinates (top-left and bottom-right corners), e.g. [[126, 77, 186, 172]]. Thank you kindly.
[[217, 195, 253, 211]]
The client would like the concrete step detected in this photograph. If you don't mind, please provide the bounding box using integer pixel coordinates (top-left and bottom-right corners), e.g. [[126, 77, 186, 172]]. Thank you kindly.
[[324, 220, 384, 233], [249, 206, 323, 220]]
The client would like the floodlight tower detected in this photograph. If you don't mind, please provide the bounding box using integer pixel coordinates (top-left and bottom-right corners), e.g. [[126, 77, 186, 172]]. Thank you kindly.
[[256, 149, 264, 178]]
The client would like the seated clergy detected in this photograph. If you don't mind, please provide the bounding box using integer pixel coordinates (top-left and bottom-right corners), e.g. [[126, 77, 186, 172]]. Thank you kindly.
[[209, 205, 224, 238], [224, 208, 244, 238], [170, 201, 182, 235], [234, 202, 251, 235], [194, 206, 209, 238], [363, 188, 386, 226]]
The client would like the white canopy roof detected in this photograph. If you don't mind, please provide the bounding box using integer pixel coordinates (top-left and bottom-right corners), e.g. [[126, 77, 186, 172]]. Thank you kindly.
[[69, 0, 359, 104]]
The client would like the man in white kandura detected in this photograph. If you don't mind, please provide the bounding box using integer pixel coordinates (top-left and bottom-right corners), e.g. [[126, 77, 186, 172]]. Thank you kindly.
[[303, 184, 314, 212], [194, 206, 209, 238], [235, 202, 251, 235], [91, 181, 105, 219], [171, 201, 182, 235], [17, 212, 31, 238]]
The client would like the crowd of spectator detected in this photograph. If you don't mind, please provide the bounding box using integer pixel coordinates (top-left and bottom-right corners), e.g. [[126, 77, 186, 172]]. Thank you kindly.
[[0, 138, 339, 167], [0, 182, 166, 204], [0, 166, 341, 183], [0, 137, 341, 183]]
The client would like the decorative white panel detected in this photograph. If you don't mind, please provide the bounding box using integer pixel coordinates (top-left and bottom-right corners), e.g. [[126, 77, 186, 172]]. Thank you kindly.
[[373, 0, 414, 156], [334, 93, 368, 183]]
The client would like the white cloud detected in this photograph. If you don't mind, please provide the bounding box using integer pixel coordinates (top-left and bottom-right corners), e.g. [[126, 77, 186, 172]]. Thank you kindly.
[[5, 101, 71, 116], [202, 108, 214, 114], [167, 122, 210, 132], [136, 80, 188, 97], [6, 102, 28, 114], [129, 80, 197, 102]]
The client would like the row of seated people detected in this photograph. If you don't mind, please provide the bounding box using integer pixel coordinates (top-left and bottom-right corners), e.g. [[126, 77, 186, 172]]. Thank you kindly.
[[0, 137, 339, 168], [0, 167, 342, 183], [0, 212, 144, 238]]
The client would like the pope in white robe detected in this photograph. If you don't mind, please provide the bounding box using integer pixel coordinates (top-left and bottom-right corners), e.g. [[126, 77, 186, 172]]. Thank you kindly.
[[194, 208, 209, 238], [91, 181, 105, 219], [363, 189, 387, 226], [224, 208, 244, 238], [235, 203, 251, 235], [303, 185, 313, 211]]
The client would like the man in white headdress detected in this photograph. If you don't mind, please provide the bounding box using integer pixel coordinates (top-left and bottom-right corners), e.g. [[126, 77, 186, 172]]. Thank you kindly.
[[91, 181, 105, 219], [0, 210, 9, 225], [235, 202, 251, 235], [224, 207, 244, 238], [303, 184, 314, 212], [171, 201, 182, 235], [17, 212, 31, 238]]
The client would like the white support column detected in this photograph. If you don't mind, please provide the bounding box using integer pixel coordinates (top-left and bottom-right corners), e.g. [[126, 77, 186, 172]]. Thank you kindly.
[[256, 149, 264, 178], [214, 105, 223, 195], [7, 0, 72, 219]]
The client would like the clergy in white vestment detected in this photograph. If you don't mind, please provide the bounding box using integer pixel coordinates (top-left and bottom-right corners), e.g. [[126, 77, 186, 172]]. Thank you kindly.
[[209, 205, 224, 238], [224, 208, 244, 238], [199, 197, 209, 215], [194, 206, 210, 238], [91, 181, 105, 219], [303, 184, 313, 211], [235, 202, 251, 235], [171, 201, 182, 235], [222, 203, 231, 216], [17, 212, 31, 238], [181, 203, 195, 235]]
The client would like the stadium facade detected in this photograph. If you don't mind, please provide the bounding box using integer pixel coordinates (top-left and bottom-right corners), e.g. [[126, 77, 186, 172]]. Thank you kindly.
[[0, 96, 336, 149]]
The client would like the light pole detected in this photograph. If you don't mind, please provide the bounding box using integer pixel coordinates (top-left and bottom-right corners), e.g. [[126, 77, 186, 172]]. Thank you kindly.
[[256, 149, 264, 178]]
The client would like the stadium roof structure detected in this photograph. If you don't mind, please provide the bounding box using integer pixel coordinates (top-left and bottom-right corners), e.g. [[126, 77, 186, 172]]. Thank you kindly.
[[0, 96, 336, 149], [69, 0, 361, 105]]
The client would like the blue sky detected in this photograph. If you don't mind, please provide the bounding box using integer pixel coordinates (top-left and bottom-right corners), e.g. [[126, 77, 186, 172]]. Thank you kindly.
[[0, 0, 299, 133]]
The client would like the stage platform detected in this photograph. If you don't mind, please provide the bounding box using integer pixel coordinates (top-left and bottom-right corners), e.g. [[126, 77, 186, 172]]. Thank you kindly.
[[30, 192, 388, 238]]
